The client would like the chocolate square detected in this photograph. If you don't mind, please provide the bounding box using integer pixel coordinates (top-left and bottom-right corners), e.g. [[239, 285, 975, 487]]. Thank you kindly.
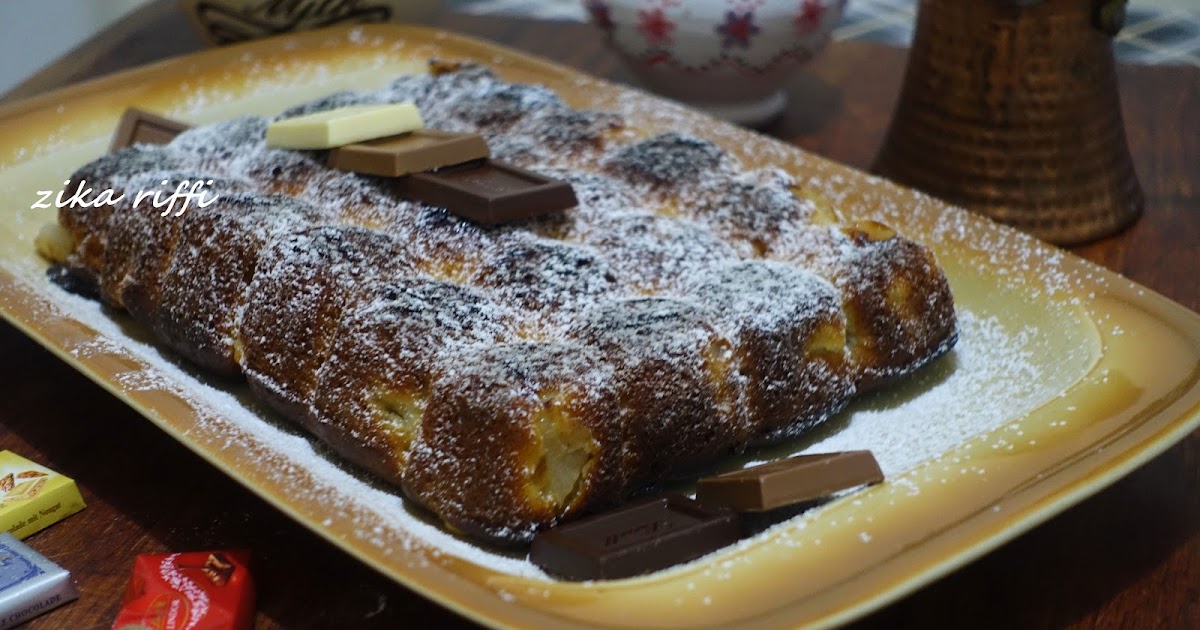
[[530, 495, 740, 580], [695, 450, 884, 512], [328, 129, 489, 177], [110, 108, 190, 152], [400, 159, 577, 225]]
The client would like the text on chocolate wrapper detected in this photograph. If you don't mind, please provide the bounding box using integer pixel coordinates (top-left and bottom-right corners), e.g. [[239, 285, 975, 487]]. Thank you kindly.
[[31, 179, 221, 216]]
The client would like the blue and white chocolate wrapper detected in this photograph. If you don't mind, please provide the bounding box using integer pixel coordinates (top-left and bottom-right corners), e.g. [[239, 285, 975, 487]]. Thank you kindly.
[[0, 533, 76, 629]]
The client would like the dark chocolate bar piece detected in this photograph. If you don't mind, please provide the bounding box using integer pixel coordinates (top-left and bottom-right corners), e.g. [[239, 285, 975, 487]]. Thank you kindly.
[[695, 450, 884, 512], [328, 129, 490, 177], [530, 495, 740, 581], [110, 108, 190, 152], [400, 159, 577, 225]]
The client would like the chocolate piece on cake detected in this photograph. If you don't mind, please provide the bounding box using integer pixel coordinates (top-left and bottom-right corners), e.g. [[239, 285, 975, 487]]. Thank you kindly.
[[110, 108, 190, 152]]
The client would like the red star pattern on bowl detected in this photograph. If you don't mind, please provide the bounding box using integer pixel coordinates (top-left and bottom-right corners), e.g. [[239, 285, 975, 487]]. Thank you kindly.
[[638, 8, 675, 47], [581, 0, 847, 125], [794, 0, 825, 33], [718, 11, 761, 48]]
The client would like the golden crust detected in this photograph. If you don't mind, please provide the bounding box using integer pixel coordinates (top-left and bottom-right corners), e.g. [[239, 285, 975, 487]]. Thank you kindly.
[[241, 226, 417, 419], [53, 62, 957, 544], [403, 343, 619, 542]]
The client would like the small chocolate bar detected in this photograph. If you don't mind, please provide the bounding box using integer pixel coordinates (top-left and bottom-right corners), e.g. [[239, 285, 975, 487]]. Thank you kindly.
[[0, 533, 78, 629], [0, 451, 86, 539], [328, 129, 490, 177], [695, 450, 884, 512], [266, 103, 424, 150], [400, 159, 578, 225], [110, 108, 190, 152], [530, 495, 740, 581]]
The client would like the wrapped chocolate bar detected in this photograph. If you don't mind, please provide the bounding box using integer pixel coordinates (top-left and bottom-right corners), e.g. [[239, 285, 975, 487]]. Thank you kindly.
[[112, 550, 254, 630], [0, 533, 78, 629], [0, 451, 86, 539]]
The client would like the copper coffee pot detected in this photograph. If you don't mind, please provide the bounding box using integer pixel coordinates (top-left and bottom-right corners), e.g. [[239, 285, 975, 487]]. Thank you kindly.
[[873, 0, 1142, 245]]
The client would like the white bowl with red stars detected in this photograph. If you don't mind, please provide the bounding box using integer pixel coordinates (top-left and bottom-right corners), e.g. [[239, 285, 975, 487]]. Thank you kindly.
[[583, 0, 846, 126]]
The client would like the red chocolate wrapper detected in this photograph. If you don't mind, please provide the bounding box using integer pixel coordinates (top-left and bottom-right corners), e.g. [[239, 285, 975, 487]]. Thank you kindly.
[[112, 550, 254, 630]]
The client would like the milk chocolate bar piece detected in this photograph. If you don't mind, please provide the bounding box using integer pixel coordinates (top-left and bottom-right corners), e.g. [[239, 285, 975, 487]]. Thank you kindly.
[[328, 129, 490, 177], [401, 159, 577, 225], [530, 495, 740, 581], [110, 108, 190, 152], [696, 450, 884, 512]]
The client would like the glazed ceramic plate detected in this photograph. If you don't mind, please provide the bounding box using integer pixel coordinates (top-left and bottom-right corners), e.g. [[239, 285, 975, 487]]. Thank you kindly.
[[0, 25, 1197, 630]]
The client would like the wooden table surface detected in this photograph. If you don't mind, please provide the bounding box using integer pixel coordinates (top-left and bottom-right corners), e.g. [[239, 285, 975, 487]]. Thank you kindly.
[[2, 2, 1197, 628]]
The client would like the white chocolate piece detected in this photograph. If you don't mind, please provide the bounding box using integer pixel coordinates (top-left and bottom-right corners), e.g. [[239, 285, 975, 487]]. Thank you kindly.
[[266, 103, 424, 149]]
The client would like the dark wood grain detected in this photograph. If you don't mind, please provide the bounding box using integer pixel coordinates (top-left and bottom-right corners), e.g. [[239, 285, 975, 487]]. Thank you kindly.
[[2, 2, 1196, 628]]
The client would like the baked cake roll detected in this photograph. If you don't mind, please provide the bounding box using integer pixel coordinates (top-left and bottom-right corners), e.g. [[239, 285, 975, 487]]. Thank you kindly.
[[104, 173, 252, 310], [168, 117, 269, 169], [240, 226, 418, 422], [404, 342, 624, 542], [568, 298, 748, 478], [578, 212, 736, 294], [380, 206, 504, 285], [688, 261, 854, 443], [686, 169, 828, 258], [41, 63, 959, 545], [401, 287, 846, 541], [57, 147, 187, 287], [602, 132, 733, 211], [778, 222, 959, 390], [145, 192, 332, 376], [314, 279, 517, 492], [475, 235, 618, 334]]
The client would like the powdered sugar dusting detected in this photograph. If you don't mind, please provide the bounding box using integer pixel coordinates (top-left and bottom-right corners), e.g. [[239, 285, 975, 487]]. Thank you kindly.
[[45, 283, 546, 579], [791, 309, 1062, 475], [43, 276, 1062, 578], [19, 58, 1101, 576]]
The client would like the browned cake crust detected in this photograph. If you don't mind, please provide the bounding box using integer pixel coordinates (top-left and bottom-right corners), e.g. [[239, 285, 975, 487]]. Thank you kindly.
[[53, 63, 957, 545]]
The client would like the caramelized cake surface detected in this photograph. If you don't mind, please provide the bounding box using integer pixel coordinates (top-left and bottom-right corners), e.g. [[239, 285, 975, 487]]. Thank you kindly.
[[50, 63, 956, 544]]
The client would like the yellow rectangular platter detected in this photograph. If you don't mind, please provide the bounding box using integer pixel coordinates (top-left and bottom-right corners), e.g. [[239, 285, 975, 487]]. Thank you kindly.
[[0, 25, 1198, 630]]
